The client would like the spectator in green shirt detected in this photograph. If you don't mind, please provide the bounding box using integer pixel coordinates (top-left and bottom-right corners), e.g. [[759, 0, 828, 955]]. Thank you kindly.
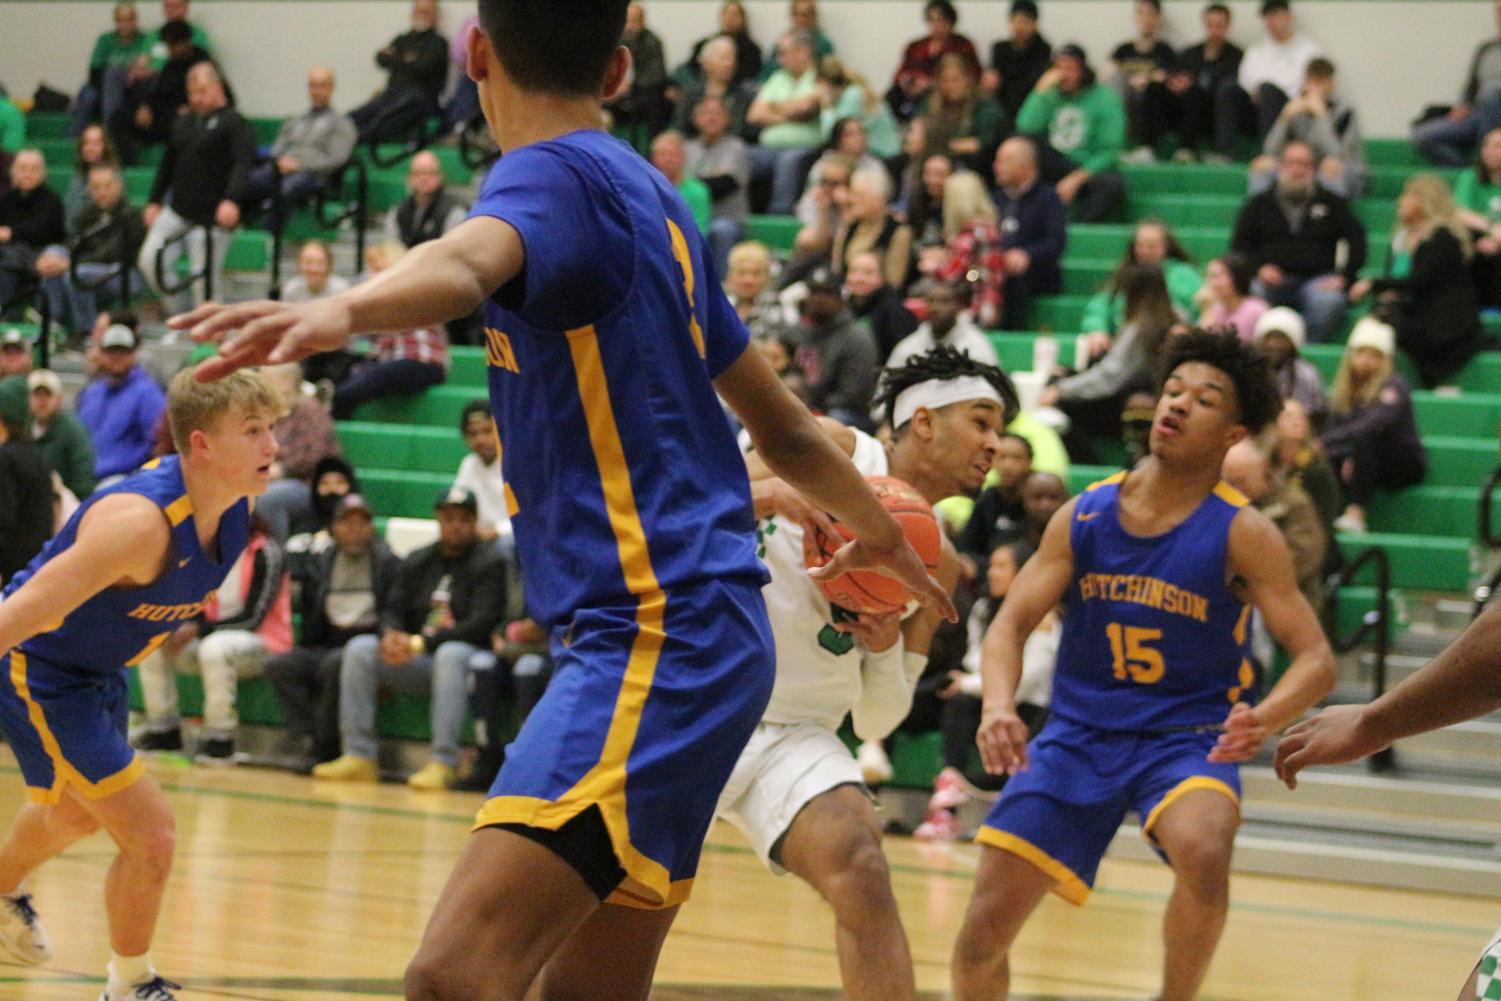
[[1456, 126, 1501, 307], [651, 131, 712, 236], [71, 2, 154, 138], [1078, 219, 1201, 345], [27, 369, 96, 502], [1015, 44, 1127, 222], [0, 99, 23, 162], [748, 30, 825, 215]]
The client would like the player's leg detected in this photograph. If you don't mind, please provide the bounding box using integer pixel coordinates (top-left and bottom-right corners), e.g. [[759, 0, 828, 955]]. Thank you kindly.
[[1145, 788, 1241, 1001], [778, 783, 916, 1001], [403, 827, 603, 1001], [1461, 963, 1480, 1001], [76, 775, 177, 958], [0, 793, 101, 893], [528, 902, 679, 1001], [950, 844, 1055, 1001]]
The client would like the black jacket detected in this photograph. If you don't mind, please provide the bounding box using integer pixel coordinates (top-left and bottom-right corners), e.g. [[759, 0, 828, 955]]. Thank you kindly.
[[377, 28, 449, 102], [1230, 185, 1367, 284], [1177, 41, 1243, 93], [69, 199, 147, 267], [0, 442, 54, 583], [298, 537, 401, 648], [0, 186, 67, 254], [991, 33, 1052, 119], [150, 106, 258, 225], [994, 181, 1066, 294], [1374, 227, 1489, 386], [383, 539, 507, 652]]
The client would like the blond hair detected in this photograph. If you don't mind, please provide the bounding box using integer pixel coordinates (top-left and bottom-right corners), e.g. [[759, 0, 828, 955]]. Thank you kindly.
[[168, 365, 280, 453], [941, 171, 999, 240], [728, 240, 772, 272], [1329, 345, 1393, 415], [1401, 173, 1473, 259]]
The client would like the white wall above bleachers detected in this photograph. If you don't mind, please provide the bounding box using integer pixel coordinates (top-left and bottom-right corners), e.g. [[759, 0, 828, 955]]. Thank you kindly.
[[0, 1, 1491, 140]]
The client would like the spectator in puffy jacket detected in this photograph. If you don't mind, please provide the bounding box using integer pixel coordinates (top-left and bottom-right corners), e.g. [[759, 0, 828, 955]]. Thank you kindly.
[[75, 321, 165, 484]]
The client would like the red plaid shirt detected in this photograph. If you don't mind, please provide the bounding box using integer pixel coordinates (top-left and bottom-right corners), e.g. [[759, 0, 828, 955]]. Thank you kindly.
[[374, 326, 449, 369], [936, 221, 1005, 330]]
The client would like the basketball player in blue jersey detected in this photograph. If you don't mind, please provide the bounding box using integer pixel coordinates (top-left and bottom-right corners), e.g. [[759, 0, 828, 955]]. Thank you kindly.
[[949, 332, 1337, 1001], [170, 3, 953, 999], [0, 368, 278, 1001]]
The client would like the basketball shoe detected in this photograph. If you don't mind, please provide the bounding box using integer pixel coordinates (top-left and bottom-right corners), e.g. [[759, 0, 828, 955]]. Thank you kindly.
[[0, 888, 51, 964]]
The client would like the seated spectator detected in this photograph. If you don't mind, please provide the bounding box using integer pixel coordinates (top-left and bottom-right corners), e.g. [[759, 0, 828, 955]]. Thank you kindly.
[[314, 487, 507, 790], [282, 240, 350, 303], [0, 151, 67, 310], [108, 19, 220, 165], [1198, 252, 1268, 342], [913, 539, 1056, 840], [802, 121, 884, 215], [831, 165, 912, 289], [748, 30, 826, 215], [958, 432, 1035, 566], [1321, 317, 1427, 534], [0, 329, 31, 383], [670, 36, 757, 140], [1154, 2, 1244, 163], [651, 131, 712, 235], [348, 0, 448, 144], [887, 280, 998, 370], [456, 616, 552, 792], [725, 240, 794, 340], [1079, 219, 1201, 349], [36, 165, 147, 344], [64, 125, 121, 227], [685, 97, 751, 276], [1015, 45, 1126, 223], [71, 2, 153, 139], [148, 0, 212, 69], [1412, 1, 1501, 167], [1230, 139, 1366, 342], [1237, 0, 1322, 138], [453, 400, 510, 543], [929, 171, 1004, 325], [0, 406, 55, 584], [918, 53, 1008, 175], [905, 153, 955, 269], [793, 266, 880, 428], [383, 151, 468, 249], [266, 493, 398, 771], [137, 63, 255, 316], [678, 2, 763, 90], [818, 58, 903, 161], [28, 369, 95, 503], [330, 244, 448, 420], [76, 320, 165, 484], [1456, 127, 1501, 308], [887, 1, 980, 123], [1255, 306, 1328, 436], [790, 151, 853, 262], [244, 68, 357, 231], [0, 97, 23, 168], [761, 0, 836, 81], [256, 362, 339, 541], [1274, 396, 1343, 545], [990, 137, 1066, 329], [1250, 58, 1367, 200], [606, 2, 670, 145], [846, 250, 918, 362], [133, 516, 292, 762], [1107, 0, 1178, 163], [1039, 264, 1177, 459], [1351, 174, 1489, 387], [1222, 436, 1326, 611], [984, 1, 1052, 122], [282, 454, 362, 579]]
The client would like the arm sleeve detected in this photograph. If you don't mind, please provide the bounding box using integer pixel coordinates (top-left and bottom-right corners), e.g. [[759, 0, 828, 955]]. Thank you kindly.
[[304, 115, 358, 175], [1055, 326, 1144, 401], [1375, 231, 1463, 299], [1080, 93, 1126, 174], [468, 146, 635, 332], [149, 130, 176, 205], [1014, 90, 1051, 135], [0, 458, 18, 534], [1339, 200, 1367, 281], [850, 642, 917, 741], [1079, 290, 1114, 334], [1229, 200, 1261, 264], [1321, 385, 1406, 449], [1463, 43, 1487, 106], [1262, 112, 1292, 156], [65, 421, 96, 499], [223, 118, 259, 205], [380, 556, 418, 632], [1015, 192, 1067, 265]]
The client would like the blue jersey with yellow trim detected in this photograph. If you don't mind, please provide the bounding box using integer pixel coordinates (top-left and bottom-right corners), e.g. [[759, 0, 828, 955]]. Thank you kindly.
[[4, 455, 251, 674], [467, 129, 767, 628], [1051, 472, 1255, 733]]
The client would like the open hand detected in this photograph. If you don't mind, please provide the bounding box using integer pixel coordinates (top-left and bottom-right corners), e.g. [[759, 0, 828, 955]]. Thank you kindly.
[[1273, 704, 1388, 789], [1208, 702, 1269, 763], [171, 297, 355, 380], [976, 700, 1030, 775]]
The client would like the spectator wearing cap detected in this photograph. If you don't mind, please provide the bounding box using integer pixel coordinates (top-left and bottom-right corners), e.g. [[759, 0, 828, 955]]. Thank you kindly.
[[792, 266, 880, 429], [35, 165, 147, 344], [1237, 0, 1323, 138], [1253, 306, 1325, 427], [991, 136, 1067, 330], [75, 320, 166, 483], [985, 1, 1053, 122], [265, 492, 399, 772], [1230, 139, 1367, 342], [1321, 317, 1427, 534], [0, 402, 55, 583], [314, 486, 507, 790], [453, 400, 509, 544], [1015, 44, 1127, 223], [886, 281, 999, 371], [0, 151, 67, 310], [0, 328, 32, 381], [28, 369, 96, 502]]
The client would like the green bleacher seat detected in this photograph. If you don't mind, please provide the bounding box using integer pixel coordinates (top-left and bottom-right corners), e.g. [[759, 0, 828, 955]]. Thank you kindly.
[[748, 215, 799, 253], [1363, 138, 1428, 170], [450, 346, 486, 387], [339, 421, 468, 475], [1425, 436, 1499, 487], [1120, 163, 1246, 197], [359, 469, 457, 520], [224, 230, 270, 271], [1027, 294, 1091, 331], [24, 113, 71, 140], [1335, 531, 1471, 591], [1414, 392, 1501, 438], [350, 385, 473, 426], [1367, 485, 1479, 539], [248, 117, 284, 146]]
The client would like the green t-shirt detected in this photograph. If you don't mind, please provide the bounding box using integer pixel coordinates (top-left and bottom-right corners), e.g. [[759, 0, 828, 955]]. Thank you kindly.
[[756, 69, 822, 149], [149, 21, 212, 69], [0, 100, 23, 156], [678, 175, 712, 235], [1016, 83, 1127, 175], [90, 30, 153, 72], [822, 85, 903, 160], [1455, 171, 1501, 224], [1080, 259, 1202, 334]]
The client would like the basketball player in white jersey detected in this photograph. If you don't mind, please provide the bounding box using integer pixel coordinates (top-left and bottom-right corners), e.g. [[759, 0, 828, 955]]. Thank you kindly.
[[717, 347, 1017, 1001]]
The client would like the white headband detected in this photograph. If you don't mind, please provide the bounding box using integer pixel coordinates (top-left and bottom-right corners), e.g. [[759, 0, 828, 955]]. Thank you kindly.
[[892, 376, 1005, 429]]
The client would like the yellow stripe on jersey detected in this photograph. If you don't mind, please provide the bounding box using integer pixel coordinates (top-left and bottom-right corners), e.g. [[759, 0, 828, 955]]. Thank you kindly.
[[10, 652, 146, 804], [1142, 776, 1240, 844], [1213, 481, 1250, 507], [664, 219, 707, 359], [566, 324, 661, 596], [163, 494, 193, 527], [976, 826, 1091, 905], [1085, 471, 1128, 493], [490, 420, 520, 518]]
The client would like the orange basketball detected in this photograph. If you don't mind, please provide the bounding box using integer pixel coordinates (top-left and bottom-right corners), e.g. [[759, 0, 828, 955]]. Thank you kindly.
[[802, 475, 942, 615]]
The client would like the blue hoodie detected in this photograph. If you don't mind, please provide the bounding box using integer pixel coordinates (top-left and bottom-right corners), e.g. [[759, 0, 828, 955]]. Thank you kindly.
[[76, 365, 166, 480]]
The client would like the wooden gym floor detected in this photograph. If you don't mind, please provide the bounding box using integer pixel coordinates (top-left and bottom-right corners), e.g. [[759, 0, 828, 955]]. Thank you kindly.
[[0, 752, 1489, 1001]]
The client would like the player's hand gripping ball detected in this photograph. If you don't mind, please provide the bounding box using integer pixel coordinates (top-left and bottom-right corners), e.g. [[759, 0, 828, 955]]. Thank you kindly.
[[802, 476, 942, 614]]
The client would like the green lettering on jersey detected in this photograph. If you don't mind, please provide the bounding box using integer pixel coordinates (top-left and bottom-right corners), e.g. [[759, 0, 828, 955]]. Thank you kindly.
[[818, 605, 858, 656]]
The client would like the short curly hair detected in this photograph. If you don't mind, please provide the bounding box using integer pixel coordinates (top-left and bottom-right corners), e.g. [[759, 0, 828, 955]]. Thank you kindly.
[[1156, 328, 1281, 434], [873, 345, 1020, 432]]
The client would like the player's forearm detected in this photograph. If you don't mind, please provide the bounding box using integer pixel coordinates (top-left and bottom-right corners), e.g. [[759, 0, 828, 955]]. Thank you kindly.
[[341, 239, 489, 334], [851, 643, 913, 740], [1255, 641, 1337, 733], [979, 610, 1027, 709], [1360, 605, 1501, 744]]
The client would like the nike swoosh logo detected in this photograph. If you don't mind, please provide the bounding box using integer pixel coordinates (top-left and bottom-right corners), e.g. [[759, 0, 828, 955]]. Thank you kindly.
[[1076, 512, 1101, 522]]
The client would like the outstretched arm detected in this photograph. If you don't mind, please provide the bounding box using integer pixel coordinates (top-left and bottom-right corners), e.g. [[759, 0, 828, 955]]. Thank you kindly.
[[171, 216, 524, 379], [0, 496, 170, 656]]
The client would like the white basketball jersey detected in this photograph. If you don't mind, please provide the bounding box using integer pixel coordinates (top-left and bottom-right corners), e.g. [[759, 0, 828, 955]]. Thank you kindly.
[[756, 429, 891, 730]]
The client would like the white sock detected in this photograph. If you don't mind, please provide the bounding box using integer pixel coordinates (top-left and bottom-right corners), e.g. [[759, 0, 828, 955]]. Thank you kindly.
[[108, 952, 153, 993]]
